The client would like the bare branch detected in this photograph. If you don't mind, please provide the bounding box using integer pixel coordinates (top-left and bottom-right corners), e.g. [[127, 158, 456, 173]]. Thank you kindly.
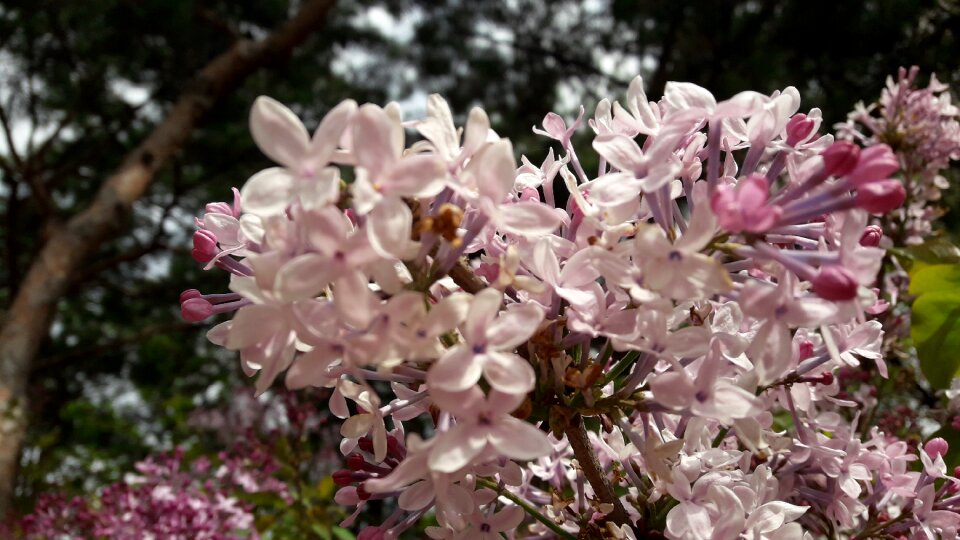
[[0, 0, 340, 518], [0, 102, 24, 170]]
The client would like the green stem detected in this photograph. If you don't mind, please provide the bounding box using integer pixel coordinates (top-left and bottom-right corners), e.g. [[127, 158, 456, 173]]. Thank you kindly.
[[850, 512, 910, 540], [601, 350, 640, 387], [476, 478, 576, 540], [595, 340, 614, 367], [711, 426, 730, 448]]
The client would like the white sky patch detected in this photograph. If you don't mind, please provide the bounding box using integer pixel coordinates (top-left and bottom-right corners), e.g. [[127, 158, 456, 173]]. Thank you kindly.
[[469, 20, 516, 62], [109, 78, 151, 108], [352, 5, 423, 44]]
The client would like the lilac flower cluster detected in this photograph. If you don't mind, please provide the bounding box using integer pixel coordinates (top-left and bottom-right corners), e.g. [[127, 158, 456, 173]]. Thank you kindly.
[[13, 446, 288, 539], [180, 74, 960, 538], [837, 66, 960, 245]]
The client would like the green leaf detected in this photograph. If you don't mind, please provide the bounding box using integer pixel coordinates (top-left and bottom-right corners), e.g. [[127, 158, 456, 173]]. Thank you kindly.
[[909, 264, 960, 295], [911, 291, 960, 389], [332, 527, 356, 540], [312, 524, 332, 540], [899, 238, 960, 271]]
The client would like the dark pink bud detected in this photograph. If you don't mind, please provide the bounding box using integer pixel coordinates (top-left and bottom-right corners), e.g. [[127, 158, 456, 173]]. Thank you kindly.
[[179, 289, 202, 303], [821, 141, 860, 177], [344, 208, 359, 226], [859, 225, 883, 247], [924, 437, 949, 459], [386, 436, 405, 459], [848, 144, 899, 187], [786, 114, 816, 146], [799, 340, 815, 360], [191, 230, 219, 263], [346, 453, 367, 471], [818, 371, 834, 386], [856, 180, 906, 214], [812, 266, 859, 301], [181, 297, 213, 322], [358, 437, 374, 453], [332, 470, 356, 487]]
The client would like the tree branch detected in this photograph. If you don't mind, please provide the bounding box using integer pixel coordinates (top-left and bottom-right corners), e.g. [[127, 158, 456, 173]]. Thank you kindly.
[[3, 173, 20, 295], [0, 0, 339, 519], [564, 414, 633, 529], [0, 102, 23, 170]]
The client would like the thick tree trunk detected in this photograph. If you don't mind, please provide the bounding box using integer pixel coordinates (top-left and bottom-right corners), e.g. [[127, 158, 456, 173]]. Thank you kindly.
[[0, 0, 337, 519]]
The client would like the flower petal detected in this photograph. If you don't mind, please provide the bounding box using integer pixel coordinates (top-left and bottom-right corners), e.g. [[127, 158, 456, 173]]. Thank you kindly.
[[495, 201, 563, 237], [482, 352, 535, 395], [310, 99, 357, 164], [240, 167, 295, 216], [464, 288, 503, 344], [486, 305, 544, 351], [353, 104, 400, 178], [428, 423, 487, 473], [488, 416, 552, 460], [366, 197, 414, 259], [249, 96, 309, 168], [427, 346, 483, 393]]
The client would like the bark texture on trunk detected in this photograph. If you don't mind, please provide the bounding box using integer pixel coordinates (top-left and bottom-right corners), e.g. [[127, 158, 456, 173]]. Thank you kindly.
[[0, 0, 337, 518]]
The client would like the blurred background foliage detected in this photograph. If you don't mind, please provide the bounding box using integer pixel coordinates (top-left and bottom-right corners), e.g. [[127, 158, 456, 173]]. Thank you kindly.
[[0, 0, 959, 533]]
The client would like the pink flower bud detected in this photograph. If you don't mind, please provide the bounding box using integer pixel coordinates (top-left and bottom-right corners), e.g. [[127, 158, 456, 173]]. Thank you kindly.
[[924, 437, 949, 459], [951, 416, 960, 431], [346, 453, 367, 471], [181, 297, 213, 322], [179, 289, 202, 303], [818, 371, 835, 386], [848, 144, 899, 186], [786, 113, 816, 146], [799, 340, 815, 360], [711, 174, 781, 233], [204, 202, 234, 216], [859, 225, 884, 247], [387, 436, 405, 459], [856, 180, 906, 214], [812, 266, 859, 301], [358, 437, 374, 453], [344, 208, 359, 226], [822, 141, 860, 177], [191, 230, 219, 263], [332, 470, 356, 487], [519, 187, 540, 202]]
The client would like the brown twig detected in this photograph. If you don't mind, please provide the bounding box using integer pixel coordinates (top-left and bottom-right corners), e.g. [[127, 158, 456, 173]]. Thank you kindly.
[[564, 414, 633, 529]]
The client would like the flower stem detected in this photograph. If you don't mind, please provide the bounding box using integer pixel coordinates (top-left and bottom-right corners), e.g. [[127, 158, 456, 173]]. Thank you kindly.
[[564, 414, 634, 530], [476, 478, 576, 540]]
